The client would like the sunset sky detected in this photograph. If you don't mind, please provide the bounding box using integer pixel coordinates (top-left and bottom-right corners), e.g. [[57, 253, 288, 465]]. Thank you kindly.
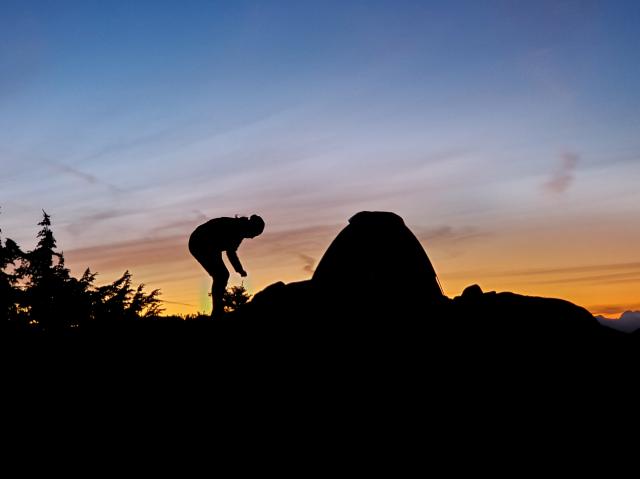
[[1, 1, 639, 316]]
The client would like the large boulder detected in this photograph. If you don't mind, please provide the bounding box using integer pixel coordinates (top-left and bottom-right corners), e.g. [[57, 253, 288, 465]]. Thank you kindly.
[[312, 211, 444, 312]]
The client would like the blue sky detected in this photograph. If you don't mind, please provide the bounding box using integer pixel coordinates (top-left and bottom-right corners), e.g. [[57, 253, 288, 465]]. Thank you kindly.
[[1, 1, 639, 314]]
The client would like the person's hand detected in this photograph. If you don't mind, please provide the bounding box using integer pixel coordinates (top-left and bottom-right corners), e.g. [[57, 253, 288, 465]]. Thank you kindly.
[[239, 269, 247, 277]]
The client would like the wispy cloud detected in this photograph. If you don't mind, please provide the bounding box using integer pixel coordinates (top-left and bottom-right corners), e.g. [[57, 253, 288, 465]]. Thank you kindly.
[[64, 222, 339, 286], [67, 209, 131, 236], [44, 161, 123, 193], [148, 211, 209, 236], [417, 225, 487, 244], [531, 271, 640, 285], [161, 299, 197, 308], [65, 234, 188, 275], [441, 261, 640, 280], [543, 151, 579, 194]]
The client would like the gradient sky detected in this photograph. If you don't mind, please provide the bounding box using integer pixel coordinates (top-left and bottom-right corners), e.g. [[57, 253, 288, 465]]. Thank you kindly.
[[1, 0, 639, 316]]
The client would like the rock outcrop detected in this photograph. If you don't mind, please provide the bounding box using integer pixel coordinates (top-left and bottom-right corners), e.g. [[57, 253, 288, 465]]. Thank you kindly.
[[241, 211, 625, 346]]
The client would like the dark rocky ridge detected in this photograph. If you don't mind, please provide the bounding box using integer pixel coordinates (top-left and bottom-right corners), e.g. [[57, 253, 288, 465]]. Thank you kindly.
[[5, 211, 636, 359]]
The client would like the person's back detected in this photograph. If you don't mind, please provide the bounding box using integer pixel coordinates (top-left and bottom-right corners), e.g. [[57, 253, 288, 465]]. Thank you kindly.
[[189, 217, 243, 253]]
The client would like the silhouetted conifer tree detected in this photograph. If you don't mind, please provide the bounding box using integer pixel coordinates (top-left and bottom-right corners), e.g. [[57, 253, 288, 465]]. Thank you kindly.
[[64, 268, 99, 327], [7, 210, 163, 332], [128, 282, 163, 319], [93, 271, 163, 321], [16, 211, 75, 331], [0, 210, 23, 326]]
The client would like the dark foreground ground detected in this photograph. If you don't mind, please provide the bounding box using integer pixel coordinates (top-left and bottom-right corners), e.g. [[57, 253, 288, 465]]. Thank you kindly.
[[4, 289, 637, 429], [5, 286, 637, 365]]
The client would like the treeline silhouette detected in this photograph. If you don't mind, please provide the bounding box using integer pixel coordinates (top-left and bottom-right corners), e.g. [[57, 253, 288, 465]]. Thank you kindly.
[[1, 210, 163, 334]]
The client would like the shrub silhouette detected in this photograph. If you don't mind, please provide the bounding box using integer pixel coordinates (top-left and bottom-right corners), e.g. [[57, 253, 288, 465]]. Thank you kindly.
[[1, 210, 163, 332], [92, 270, 163, 322], [222, 284, 251, 314]]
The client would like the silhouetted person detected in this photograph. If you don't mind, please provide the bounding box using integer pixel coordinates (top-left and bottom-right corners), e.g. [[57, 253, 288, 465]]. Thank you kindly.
[[189, 215, 265, 319]]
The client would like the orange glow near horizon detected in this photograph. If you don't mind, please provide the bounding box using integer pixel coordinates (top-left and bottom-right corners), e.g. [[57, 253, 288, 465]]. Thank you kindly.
[[62, 215, 640, 319]]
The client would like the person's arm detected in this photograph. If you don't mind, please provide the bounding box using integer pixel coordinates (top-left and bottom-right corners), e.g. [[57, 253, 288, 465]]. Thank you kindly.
[[226, 249, 246, 276]]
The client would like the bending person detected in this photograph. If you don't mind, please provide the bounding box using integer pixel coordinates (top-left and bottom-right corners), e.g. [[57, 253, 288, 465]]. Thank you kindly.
[[189, 214, 265, 318]]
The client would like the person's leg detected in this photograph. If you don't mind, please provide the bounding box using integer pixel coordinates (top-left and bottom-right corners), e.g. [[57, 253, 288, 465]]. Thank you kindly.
[[210, 264, 230, 319], [190, 246, 229, 318]]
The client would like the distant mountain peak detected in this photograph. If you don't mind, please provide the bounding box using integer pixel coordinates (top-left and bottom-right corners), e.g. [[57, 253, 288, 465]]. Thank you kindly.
[[596, 311, 640, 333]]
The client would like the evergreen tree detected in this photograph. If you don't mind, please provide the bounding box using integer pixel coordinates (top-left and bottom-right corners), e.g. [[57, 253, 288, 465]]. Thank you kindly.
[[93, 271, 163, 321], [0, 211, 23, 325], [17, 211, 72, 331], [128, 282, 163, 319], [4, 210, 164, 332], [64, 268, 99, 328]]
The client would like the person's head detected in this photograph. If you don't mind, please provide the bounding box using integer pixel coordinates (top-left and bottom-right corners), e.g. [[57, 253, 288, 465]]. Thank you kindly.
[[242, 214, 265, 238]]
